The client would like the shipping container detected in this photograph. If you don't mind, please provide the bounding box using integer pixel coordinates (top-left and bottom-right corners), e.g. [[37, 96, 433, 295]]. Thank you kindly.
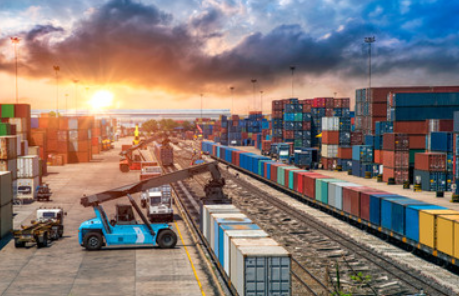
[[222, 229, 268, 275], [386, 199, 428, 235], [0, 136, 18, 160], [16, 177, 40, 200], [359, 190, 388, 222], [383, 134, 409, 151], [315, 179, 341, 204], [414, 152, 446, 171], [352, 145, 373, 163], [202, 205, 240, 241], [17, 155, 40, 178], [230, 239, 291, 296], [405, 205, 447, 242], [0, 202, 13, 238], [0, 159, 17, 180], [0, 172, 12, 207], [382, 151, 409, 168], [369, 194, 404, 226], [436, 215, 459, 257], [211, 213, 253, 259], [419, 210, 459, 249], [342, 186, 375, 217]]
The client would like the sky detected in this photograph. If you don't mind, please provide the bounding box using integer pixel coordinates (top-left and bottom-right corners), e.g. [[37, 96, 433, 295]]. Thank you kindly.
[[0, 0, 458, 113]]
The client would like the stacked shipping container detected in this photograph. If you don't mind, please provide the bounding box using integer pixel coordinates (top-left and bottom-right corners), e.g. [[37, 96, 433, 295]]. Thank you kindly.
[[0, 171, 13, 239]]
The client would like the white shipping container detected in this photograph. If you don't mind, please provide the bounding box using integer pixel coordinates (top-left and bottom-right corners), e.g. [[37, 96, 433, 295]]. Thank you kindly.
[[16, 133, 23, 156], [69, 118, 78, 130], [0, 159, 17, 180], [0, 172, 13, 207], [211, 213, 251, 254], [230, 239, 291, 296], [321, 144, 338, 158], [328, 182, 362, 210], [17, 155, 40, 178], [8, 118, 27, 133], [202, 205, 239, 242], [321, 116, 339, 131], [16, 177, 40, 200], [28, 146, 40, 156], [21, 140, 28, 156], [223, 230, 269, 276], [0, 202, 13, 238], [0, 136, 18, 160]]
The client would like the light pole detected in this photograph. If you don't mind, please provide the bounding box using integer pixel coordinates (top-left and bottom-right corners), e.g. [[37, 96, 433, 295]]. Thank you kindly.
[[85, 87, 89, 115], [251, 79, 257, 112], [73, 79, 79, 115], [10, 37, 20, 103], [53, 66, 60, 116], [290, 65, 296, 98], [65, 93, 69, 116], [260, 90, 264, 114], [364, 36, 376, 97], [200, 93, 203, 125], [230, 86, 234, 115]]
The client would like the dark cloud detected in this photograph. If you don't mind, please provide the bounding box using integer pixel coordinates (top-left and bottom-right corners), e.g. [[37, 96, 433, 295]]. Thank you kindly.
[[1, 0, 459, 97]]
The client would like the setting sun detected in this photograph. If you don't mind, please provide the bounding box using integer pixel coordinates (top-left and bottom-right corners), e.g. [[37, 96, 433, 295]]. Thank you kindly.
[[90, 90, 114, 109]]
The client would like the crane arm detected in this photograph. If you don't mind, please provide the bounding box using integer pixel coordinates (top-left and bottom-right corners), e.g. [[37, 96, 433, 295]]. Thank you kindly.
[[81, 161, 223, 207], [119, 136, 157, 157]]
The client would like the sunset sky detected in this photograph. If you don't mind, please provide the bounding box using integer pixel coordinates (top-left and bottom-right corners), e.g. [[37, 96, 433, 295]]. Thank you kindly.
[[1, 0, 458, 113]]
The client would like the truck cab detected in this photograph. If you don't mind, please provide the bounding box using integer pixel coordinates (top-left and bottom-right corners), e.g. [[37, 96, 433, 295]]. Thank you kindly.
[[141, 186, 173, 223], [271, 143, 291, 162]]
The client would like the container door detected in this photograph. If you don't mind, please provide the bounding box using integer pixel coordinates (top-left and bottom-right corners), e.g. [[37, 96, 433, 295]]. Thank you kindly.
[[244, 256, 266, 295], [268, 256, 291, 295]]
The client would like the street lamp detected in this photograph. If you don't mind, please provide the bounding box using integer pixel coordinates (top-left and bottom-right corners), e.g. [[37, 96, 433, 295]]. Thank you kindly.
[[290, 65, 296, 98], [251, 79, 257, 112], [230, 86, 234, 115], [65, 93, 69, 116], [85, 87, 89, 115], [200, 93, 203, 125], [364, 36, 376, 97], [260, 90, 264, 114], [10, 37, 20, 103], [73, 79, 79, 115], [53, 66, 60, 116]]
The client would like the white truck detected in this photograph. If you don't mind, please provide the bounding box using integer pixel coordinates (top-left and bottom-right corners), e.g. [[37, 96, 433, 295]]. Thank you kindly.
[[140, 185, 173, 223]]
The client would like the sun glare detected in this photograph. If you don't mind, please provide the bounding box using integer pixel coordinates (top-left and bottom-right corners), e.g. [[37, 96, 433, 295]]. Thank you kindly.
[[90, 90, 114, 109]]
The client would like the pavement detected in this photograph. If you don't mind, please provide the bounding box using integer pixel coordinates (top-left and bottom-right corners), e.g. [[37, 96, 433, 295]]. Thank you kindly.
[[0, 138, 217, 296]]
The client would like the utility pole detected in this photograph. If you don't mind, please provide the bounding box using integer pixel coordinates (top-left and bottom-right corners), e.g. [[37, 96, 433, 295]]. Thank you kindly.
[[364, 36, 376, 99], [86, 87, 89, 115], [251, 79, 257, 112], [53, 66, 60, 116], [230, 86, 234, 115], [73, 79, 79, 115], [290, 65, 296, 97], [200, 93, 203, 125], [10, 37, 20, 103], [65, 93, 69, 116], [260, 90, 264, 114]]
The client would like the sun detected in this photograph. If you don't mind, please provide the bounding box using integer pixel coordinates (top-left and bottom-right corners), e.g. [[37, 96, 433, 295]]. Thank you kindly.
[[90, 90, 114, 109]]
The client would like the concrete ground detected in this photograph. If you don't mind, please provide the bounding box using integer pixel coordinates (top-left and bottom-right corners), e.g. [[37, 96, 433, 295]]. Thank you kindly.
[[0, 138, 218, 296], [232, 145, 459, 210]]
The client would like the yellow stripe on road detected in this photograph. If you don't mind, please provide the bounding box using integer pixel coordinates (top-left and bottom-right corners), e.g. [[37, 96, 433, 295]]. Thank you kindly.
[[174, 221, 206, 296]]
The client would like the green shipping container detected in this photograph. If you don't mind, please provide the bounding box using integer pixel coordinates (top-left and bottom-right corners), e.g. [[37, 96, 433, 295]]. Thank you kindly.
[[294, 139, 302, 147], [1, 104, 15, 118], [277, 166, 297, 186], [294, 113, 303, 121], [289, 170, 308, 190], [0, 123, 11, 136], [259, 160, 270, 176], [409, 149, 425, 165], [316, 179, 341, 204]]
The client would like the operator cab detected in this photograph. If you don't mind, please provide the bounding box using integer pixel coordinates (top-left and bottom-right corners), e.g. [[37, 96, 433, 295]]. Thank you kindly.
[[112, 204, 137, 225]]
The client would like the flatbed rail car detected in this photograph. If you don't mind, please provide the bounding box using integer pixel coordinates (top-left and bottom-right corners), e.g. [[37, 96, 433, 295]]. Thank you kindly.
[[201, 141, 459, 269]]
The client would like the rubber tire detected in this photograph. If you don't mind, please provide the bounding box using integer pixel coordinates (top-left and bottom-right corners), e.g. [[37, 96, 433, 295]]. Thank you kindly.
[[120, 164, 129, 173], [84, 232, 103, 251], [14, 240, 25, 248], [157, 229, 177, 249], [37, 232, 48, 248]]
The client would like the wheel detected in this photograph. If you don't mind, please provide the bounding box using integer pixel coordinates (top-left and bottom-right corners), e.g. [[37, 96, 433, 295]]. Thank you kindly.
[[58, 226, 64, 238], [37, 232, 48, 248], [157, 229, 177, 249], [14, 239, 25, 248], [120, 164, 129, 173], [84, 232, 103, 251]]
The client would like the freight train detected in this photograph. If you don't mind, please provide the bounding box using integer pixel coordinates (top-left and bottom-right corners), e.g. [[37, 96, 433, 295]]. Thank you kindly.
[[154, 141, 174, 166], [201, 141, 459, 269]]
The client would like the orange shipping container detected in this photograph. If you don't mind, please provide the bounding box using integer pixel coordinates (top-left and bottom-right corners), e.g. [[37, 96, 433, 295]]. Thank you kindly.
[[92, 128, 101, 137], [78, 116, 94, 130], [92, 145, 100, 155], [78, 140, 91, 152], [47, 129, 58, 141], [337, 147, 352, 159], [58, 118, 69, 130], [30, 130, 47, 146], [47, 140, 58, 152], [374, 150, 382, 164], [57, 141, 68, 153], [409, 135, 426, 149], [322, 131, 339, 145]]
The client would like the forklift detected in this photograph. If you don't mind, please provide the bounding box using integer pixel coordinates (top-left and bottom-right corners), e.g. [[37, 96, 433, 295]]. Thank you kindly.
[[119, 136, 157, 172], [78, 161, 229, 251]]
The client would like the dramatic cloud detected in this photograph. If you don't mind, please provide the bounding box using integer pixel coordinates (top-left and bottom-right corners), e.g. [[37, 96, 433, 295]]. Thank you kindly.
[[1, 0, 459, 99]]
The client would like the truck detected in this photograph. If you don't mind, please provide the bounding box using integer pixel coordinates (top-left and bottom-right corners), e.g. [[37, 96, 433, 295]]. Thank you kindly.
[[78, 161, 229, 251], [13, 207, 66, 248], [141, 185, 173, 223], [270, 143, 291, 162]]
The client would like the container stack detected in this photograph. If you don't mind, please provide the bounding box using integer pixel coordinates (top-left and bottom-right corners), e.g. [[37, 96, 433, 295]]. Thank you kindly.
[[1, 104, 31, 156], [382, 133, 410, 184], [0, 136, 18, 198], [414, 153, 447, 191], [351, 145, 377, 177], [16, 155, 40, 200], [91, 120, 102, 155], [321, 117, 339, 170], [372, 121, 393, 164], [0, 172, 13, 239]]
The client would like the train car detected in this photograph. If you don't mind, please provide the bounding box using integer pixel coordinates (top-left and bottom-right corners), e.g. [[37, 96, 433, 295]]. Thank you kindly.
[[201, 140, 459, 269], [154, 143, 174, 166]]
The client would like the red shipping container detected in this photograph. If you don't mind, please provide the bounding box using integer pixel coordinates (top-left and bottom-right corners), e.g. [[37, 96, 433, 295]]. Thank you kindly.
[[302, 104, 312, 113], [341, 98, 350, 108], [283, 130, 294, 139], [92, 145, 99, 155], [47, 129, 58, 141], [78, 116, 94, 130], [322, 131, 339, 145], [408, 135, 426, 149], [285, 168, 301, 187], [272, 101, 283, 111], [302, 173, 327, 198], [351, 131, 363, 145], [321, 157, 337, 170], [30, 130, 47, 146], [78, 140, 91, 152], [342, 186, 374, 217], [251, 134, 257, 141], [382, 167, 409, 184], [14, 104, 31, 118], [272, 111, 283, 119], [325, 108, 334, 117], [270, 164, 286, 183], [414, 152, 446, 171], [337, 147, 352, 159], [302, 121, 311, 130], [325, 98, 334, 108], [47, 140, 58, 152], [333, 98, 342, 108], [382, 133, 409, 151], [394, 121, 427, 134], [38, 118, 48, 129], [382, 151, 409, 168], [56, 141, 68, 153], [241, 133, 248, 140], [261, 140, 271, 151], [58, 118, 69, 130], [360, 190, 389, 221]]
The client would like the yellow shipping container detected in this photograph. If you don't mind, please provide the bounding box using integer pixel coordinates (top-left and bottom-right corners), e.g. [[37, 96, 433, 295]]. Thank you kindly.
[[419, 210, 459, 249], [436, 215, 459, 257], [455, 220, 459, 259]]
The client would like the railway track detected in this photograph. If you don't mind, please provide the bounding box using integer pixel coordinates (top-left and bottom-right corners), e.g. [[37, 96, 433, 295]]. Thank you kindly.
[[173, 142, 455, 296]]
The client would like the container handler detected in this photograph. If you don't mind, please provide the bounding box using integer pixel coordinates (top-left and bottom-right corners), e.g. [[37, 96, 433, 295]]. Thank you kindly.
[[119, 136, 157, 172], [78, 161, 230, 251]]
